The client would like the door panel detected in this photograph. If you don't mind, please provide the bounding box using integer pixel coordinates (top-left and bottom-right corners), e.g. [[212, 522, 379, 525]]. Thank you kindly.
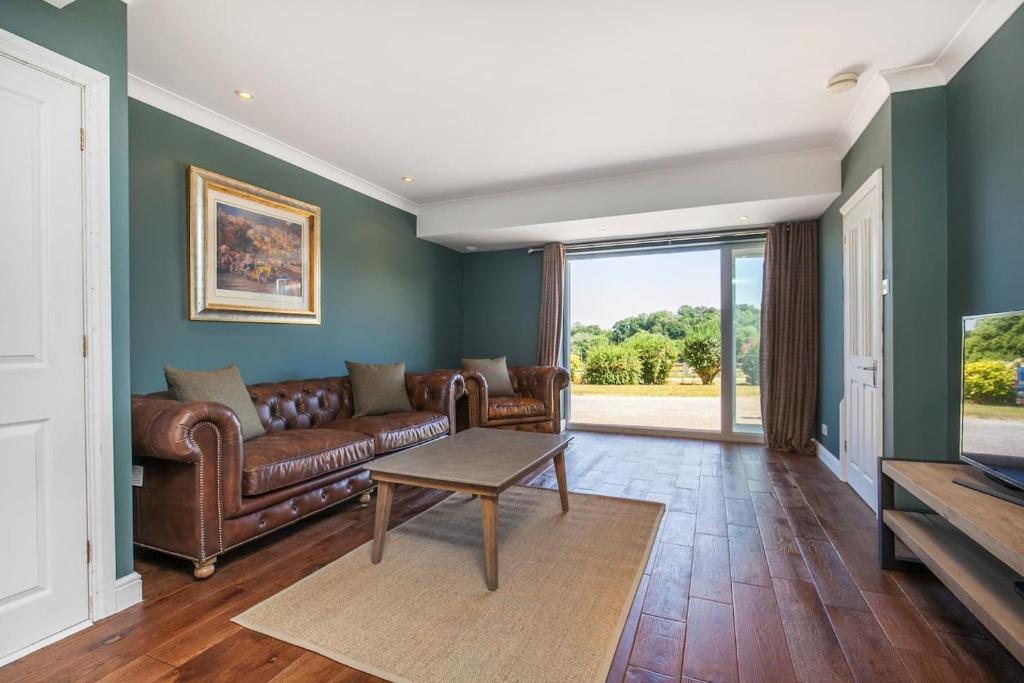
[[842, 173, 884, 511], [0, 54, 89, 660]]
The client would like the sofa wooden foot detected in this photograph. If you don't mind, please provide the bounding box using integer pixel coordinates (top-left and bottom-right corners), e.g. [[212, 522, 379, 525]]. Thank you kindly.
[[359, 491, 372, 508], [193, 558, 217, 579]]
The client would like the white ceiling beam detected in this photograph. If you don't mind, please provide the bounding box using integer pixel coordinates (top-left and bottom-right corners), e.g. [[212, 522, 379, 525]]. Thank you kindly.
[[417, 149, 840, 250]]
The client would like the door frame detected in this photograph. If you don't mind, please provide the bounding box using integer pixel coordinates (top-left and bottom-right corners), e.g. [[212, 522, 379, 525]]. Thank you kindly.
[[839, 168, 885, 507], [0, 27, 126, 655]]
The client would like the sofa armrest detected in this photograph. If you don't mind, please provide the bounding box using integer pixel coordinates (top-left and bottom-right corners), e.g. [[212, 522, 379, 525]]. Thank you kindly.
[[132, 395, 242, 462], [131, 394, 246, 555], [460, 371, 491, 428], [405, 371, 466, 435], [509, 366, 570, 416]]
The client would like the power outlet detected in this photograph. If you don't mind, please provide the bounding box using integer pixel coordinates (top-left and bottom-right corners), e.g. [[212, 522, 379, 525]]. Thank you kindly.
[[821, 423, 829, 437]]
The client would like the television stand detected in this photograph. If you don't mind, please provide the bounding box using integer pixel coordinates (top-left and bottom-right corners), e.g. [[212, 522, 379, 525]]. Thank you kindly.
[[880, 460, 1024, 664], [954, 473, 1024, 508]]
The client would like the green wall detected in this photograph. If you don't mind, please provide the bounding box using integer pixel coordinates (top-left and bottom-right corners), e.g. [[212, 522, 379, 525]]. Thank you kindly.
[[461, 250, 542, 365], [889, 88, 949, 460], [816, 101, 892, 458], [816, 88, 952, 463], [946, 6, 1024, 453], [129, 100, 463, 392], [0, 0, 134, 577]]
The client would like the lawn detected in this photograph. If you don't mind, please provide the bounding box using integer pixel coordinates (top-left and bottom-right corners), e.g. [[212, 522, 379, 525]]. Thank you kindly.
[[963, 401, 1023, 421], [571, 383, 760, 398]]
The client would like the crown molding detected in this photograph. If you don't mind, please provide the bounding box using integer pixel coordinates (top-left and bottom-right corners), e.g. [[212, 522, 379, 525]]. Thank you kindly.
[[832, 0, 1023, 159], [43, 0, 131, 5], [127, 74, 419, 214], [831, 73, 890, 158], [934, 0, 1023, 80], [879, 64, 946, 93]]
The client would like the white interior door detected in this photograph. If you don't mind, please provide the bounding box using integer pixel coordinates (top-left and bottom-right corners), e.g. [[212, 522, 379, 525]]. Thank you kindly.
[[0, 53, 90, 660], [840, 170, 884, 512]]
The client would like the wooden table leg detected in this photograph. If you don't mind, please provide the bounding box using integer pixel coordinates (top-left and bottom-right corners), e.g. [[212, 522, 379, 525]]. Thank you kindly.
[[370, 481, 394, 564], [481, 495, 499, 590], [553, 450, 569, 512]]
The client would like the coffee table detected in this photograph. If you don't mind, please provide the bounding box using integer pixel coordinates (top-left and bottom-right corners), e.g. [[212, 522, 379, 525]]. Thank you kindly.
[[365, 428, 574, 590]]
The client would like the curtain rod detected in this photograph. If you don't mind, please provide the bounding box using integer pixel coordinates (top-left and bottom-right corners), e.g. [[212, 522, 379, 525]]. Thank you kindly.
[[525, 226, 769, 254]]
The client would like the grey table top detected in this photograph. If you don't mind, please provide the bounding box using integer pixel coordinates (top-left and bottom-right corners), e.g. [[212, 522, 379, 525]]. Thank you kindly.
[[365, 428, 573, 490]]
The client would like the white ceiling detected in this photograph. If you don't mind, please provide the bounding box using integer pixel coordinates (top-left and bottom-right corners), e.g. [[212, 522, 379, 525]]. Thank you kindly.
[[128, 0, 986, 207]]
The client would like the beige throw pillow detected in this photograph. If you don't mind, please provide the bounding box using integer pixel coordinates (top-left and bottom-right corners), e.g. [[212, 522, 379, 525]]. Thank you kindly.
[[345, 361, 413, 416], [462, 356, 515, 397], [164, 364, 266, 441]]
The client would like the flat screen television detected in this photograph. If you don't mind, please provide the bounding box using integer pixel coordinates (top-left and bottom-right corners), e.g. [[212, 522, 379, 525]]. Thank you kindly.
[[959, 310, 1024, 501]]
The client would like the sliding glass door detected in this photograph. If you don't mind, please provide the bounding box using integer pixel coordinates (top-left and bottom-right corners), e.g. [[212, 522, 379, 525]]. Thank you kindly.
[[565, 241, 764, 439]]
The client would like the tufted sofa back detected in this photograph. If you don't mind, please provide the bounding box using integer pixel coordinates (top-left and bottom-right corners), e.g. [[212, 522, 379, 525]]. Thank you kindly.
[[246, 377, 355, 433]]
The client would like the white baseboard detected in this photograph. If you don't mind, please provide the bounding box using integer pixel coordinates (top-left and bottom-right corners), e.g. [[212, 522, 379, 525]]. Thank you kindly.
[[814, 439, 843, 480], [114, 571, 143, 612], [0, 620, 92, 667]]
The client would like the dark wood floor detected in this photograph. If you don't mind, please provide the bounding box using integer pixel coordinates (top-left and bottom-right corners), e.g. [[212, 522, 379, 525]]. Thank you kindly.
[[3, 431, 1022, 682]]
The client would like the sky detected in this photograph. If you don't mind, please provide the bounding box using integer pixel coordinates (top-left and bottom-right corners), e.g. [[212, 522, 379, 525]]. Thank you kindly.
[[570, 248, 763, 329]]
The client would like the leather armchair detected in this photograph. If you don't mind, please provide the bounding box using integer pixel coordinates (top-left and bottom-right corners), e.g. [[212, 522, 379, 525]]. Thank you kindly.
[[458, 365, 570, 433]]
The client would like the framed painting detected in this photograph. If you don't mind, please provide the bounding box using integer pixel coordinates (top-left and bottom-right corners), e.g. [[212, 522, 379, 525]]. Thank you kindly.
[[188, 166, 321, 324]]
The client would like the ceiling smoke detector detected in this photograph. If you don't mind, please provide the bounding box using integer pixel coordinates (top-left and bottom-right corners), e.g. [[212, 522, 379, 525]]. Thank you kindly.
[[826, 72, 859, 95]]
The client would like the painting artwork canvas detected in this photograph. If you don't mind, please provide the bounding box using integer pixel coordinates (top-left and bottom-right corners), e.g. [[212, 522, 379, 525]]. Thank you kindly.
[[189, 166, 321, 324]]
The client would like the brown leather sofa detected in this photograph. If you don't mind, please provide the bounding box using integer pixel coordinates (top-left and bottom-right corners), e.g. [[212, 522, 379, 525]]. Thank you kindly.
[[458, 366, 570, 433], [131, 371, 464, 578]]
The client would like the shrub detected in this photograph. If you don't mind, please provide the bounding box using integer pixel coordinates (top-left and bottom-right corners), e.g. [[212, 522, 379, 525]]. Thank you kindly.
[[738, 339, 760, 386], [679, 324, 721, 385], [582, 345, 642, 385], [569, 351, 583, 383], [571, 329, 611, 361], [963, 360, 1015, 403], [625, 331, 676, 384]]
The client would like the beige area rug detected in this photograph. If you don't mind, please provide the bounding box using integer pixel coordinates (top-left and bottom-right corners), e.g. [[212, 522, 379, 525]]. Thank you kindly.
[[233, 485, 663, 683]]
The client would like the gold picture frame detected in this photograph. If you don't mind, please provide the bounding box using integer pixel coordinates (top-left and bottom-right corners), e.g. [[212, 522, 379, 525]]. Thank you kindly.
[[188, 166, 321, 324]]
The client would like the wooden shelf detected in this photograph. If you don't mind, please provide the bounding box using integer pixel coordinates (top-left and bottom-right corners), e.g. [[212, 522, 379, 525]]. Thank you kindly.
[[884, 510, 1024, 663], [882, 461, 1024, 576]]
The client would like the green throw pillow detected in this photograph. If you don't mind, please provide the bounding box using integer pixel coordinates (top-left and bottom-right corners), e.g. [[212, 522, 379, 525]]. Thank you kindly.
[[164, 364, 265, 441], [462, 356, 515, 397], [345, 361, 413, 416]]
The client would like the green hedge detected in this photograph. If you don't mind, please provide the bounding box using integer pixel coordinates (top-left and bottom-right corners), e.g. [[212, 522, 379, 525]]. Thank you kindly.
[[625, 331, 676, 384], [964, 360, 1015, 403], [582, 345, 642, 385]]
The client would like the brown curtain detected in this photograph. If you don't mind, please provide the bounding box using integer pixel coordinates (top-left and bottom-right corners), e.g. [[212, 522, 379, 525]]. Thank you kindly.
[[537, 243, 566, 366], [760, 221, 819, 454]]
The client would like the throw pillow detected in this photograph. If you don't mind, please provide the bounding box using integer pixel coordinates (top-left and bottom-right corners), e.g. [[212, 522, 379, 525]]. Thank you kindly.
[[462, 356, 515, 397], [345, 361, 413, 416], [164, 364, 266, 441]]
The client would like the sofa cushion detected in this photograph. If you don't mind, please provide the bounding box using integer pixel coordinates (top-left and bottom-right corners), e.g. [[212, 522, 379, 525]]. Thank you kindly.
[[326, 411, 448, 454], [165, 364, 266, 441], [462, 356, 515, 397], [242, 429, 374, 496], [345, 361, 413, 416], [488, 396, 546, 420]]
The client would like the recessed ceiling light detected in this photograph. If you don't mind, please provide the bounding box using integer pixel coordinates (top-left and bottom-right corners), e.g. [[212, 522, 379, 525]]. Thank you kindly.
[[738, 215, 750, 221], [401, 176, 414, 183], [826, 72, 859, 95], [234, 89, 255, 100], [465, 246, 478, 252]]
